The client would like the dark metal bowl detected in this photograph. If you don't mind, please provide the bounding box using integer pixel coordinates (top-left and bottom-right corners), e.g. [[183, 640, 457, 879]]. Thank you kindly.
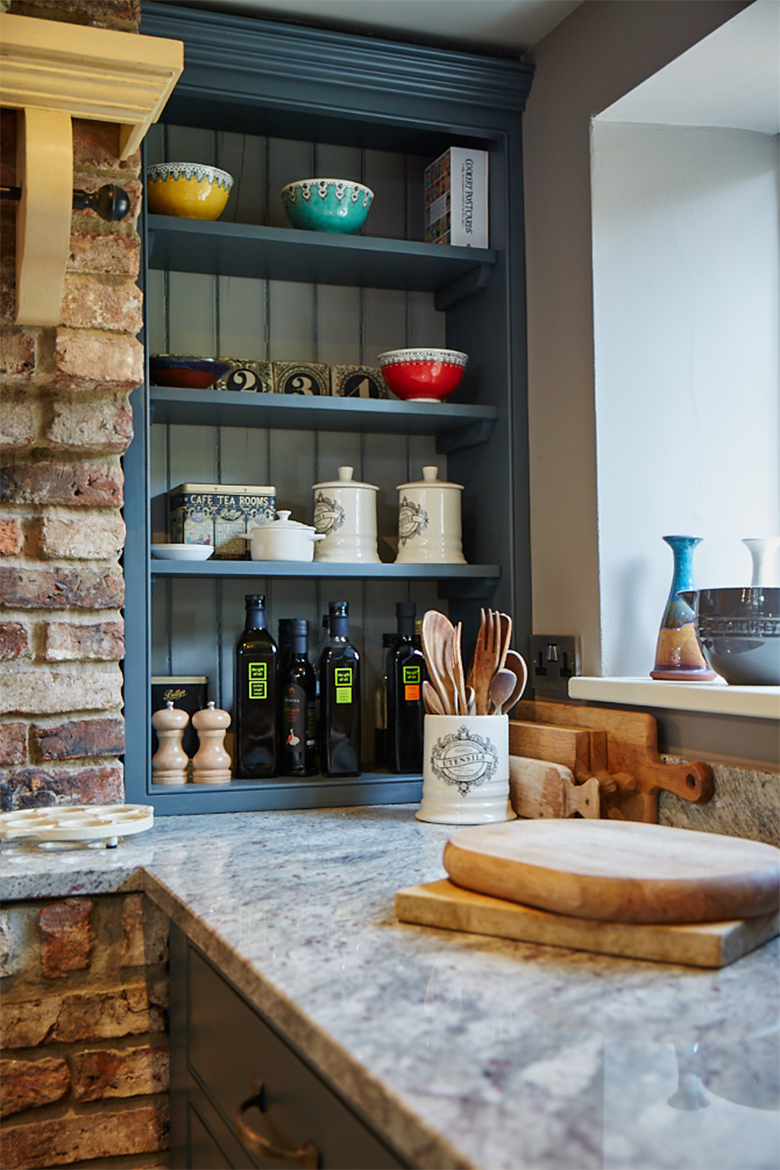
[[678, 588, 780, 685]]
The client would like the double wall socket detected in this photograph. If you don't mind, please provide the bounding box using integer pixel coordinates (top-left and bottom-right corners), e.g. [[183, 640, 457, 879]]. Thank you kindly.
[[529, 635, 581, 697]]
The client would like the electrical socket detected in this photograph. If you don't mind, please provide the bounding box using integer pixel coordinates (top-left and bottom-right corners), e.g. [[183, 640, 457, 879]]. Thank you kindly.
[[529, 635, 581, 696]]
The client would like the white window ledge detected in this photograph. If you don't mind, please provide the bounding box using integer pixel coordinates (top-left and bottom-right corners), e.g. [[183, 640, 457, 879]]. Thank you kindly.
[[568, 677, 780, 720]]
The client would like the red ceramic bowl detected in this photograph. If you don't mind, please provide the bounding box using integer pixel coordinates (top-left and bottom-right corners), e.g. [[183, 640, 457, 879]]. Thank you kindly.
[[378, 348, 468, 402]]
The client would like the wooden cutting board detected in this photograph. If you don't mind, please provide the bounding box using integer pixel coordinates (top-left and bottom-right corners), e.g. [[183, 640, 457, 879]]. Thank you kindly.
[[395, 880, 780, 968], [442, 820, 780, 925]]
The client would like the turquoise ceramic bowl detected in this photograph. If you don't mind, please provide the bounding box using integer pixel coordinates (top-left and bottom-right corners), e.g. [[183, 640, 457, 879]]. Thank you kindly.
[[280, 178, 374, 234]]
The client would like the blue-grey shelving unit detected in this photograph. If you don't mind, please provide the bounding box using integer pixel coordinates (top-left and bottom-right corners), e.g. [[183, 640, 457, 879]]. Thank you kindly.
[[123, 2, 534, 814]]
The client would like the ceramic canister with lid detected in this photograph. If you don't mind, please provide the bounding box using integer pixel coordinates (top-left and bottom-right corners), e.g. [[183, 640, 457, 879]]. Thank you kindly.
[[312, 466, 380, 563], [395, 465, 466, 564]]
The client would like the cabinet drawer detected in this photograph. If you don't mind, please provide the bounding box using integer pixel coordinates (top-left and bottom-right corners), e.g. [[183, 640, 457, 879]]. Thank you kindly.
[[188, 944, 407, 1169]]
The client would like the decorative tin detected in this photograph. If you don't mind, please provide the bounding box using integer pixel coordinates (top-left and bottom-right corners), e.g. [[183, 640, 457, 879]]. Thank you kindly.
[[330, 365, 389, 399], [215, 359, 275, 394], [273, 361, 330, 396], [169, 483, 276, 560]]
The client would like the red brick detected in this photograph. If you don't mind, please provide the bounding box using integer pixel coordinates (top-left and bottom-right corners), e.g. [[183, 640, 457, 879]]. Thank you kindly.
[[45, 399, 134, 453], [0, 669, 123, 716], [0, 459, 124, 507], [0, 1057, 70, 1118], [0, 395, 38, 449], [9, 1, 142, 33], [72, 1043, 169, 1101], [61, 273, 142, 334], [121, 894, 169, 968], [39, 514, 125, 560], [0, 1104, 168, 1170], [0, 330, 35, 380], [0, 764, 123, 811], [0, 566, 124, 609], [0, 622, 30, 660], [0, 997, 62, 1050], [1, 260, 17, 325], [51, 983, 167, 1044], [33, 717, 125, 761], [44, 621, 125, 661], [1, 111, 17, 186], [54, 328, 143, 390], [40, 899, 93, 979], [0, 724, 27, 766], [72, 120, 134, 173], [0, 519, 23, 555], [67, 229, 140, 278]]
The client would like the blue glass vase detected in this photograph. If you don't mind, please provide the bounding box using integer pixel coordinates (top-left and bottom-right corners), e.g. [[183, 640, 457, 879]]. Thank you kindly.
[[650, 535, 716, 681]]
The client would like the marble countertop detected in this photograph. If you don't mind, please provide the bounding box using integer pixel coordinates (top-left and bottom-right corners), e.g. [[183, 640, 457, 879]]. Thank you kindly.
[[2, 806, 778, 1169]]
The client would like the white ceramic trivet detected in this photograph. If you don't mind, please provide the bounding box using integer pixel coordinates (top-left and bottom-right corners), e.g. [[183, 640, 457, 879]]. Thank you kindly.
[[0, 804, 154, 848]]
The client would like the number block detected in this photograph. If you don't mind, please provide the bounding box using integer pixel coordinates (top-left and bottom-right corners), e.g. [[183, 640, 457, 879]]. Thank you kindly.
[[274, 361, 330, 396], [215, 359, 275, 393], [330, 364, 389, 399]]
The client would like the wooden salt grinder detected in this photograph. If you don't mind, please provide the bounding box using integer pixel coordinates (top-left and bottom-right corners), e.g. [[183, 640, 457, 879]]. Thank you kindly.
[[191, 701, 232, 784], [151, 701, 190, 784]]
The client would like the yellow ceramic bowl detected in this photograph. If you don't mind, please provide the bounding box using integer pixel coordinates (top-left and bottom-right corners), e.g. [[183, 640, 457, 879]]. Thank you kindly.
[[146, 162, 234, 220]]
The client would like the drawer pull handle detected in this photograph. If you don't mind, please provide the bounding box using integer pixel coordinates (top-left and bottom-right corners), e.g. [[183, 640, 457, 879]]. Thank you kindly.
[[236, 1078, 319, 1169]]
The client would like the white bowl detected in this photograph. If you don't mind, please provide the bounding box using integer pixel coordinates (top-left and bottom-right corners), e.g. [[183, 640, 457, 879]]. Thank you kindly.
[[151, 544, 214, 562]]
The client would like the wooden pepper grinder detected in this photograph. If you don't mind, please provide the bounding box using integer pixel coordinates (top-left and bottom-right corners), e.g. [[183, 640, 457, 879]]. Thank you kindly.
[[191, 701, 232, 784], [151, 701, 190, 785]]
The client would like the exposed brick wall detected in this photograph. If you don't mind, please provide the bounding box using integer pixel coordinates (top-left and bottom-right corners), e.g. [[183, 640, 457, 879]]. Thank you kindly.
[[0, 0, 144, 812], [0, 893, 169, 1169]]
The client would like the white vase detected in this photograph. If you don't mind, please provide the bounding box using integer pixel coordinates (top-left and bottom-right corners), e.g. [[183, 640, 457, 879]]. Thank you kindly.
[[395, 465, 467, 565], [742, 537, 780, 587], [312, 465, 380, 563], [416, 714, 515, 825]]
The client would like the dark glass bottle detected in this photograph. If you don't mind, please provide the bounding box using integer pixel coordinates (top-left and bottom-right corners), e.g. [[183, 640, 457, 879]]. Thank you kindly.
[[277, 618, 293, 679], [374, 632, 395, 768], [279, 619, 317, 777], [386, 601, 426, 774], [234, 594, 278, 778], [319, 601, 361, 777]]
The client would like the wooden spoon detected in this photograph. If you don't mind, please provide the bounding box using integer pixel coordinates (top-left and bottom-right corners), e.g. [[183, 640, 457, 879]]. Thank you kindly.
[[503, 649, 528, 714], [421, 610, 456, 714], [423, 679, 446, 715], [488, 667, 516, 715]]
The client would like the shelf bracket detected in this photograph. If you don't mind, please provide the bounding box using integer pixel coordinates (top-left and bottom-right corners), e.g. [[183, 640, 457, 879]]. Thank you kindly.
[[434, 262, 492, 312], [436, 417, 496, 454], [0, 12, 183, 326]]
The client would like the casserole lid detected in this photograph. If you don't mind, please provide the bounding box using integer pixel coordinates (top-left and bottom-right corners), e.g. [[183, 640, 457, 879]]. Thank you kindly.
[[397, 465, 463, 491], [249, 510, 315, 533], [312, 465, 378, 492]]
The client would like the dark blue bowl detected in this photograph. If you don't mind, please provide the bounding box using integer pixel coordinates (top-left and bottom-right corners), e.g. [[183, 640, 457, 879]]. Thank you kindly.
[[150, 355, 231, 390], [678, 588, 780, 685]]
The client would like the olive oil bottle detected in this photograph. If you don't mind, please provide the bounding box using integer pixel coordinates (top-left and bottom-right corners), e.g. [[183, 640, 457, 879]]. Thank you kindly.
[[279, 618, 317, 777], [319, 601, 361, 777], [386, 601, 426, 773], [234, 594, 278, 778]]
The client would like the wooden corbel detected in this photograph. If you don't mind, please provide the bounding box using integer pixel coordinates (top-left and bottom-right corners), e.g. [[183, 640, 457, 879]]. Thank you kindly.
[[0, 13, 183, 326]]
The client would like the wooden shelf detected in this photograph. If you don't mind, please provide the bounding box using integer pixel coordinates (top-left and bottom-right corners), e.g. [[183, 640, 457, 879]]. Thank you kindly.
[[149, 386, 497, 452], [146, 216, 495, 309], [147, 770, 423, 815], [150, 560, 500, 581]]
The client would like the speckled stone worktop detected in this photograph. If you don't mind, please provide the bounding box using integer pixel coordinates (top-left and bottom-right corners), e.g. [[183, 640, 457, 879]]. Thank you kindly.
[[1, 806, 778, 1169]]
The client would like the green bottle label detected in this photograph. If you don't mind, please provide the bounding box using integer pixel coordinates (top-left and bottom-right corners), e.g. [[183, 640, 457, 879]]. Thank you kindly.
[[334, 666, 352, 704], [402, 665, 421, 684], [247, 661, 267, 700]]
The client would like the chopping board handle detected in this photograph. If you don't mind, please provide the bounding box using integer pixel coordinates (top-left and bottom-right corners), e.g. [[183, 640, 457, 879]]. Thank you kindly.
[[644, 759, 713, 804]]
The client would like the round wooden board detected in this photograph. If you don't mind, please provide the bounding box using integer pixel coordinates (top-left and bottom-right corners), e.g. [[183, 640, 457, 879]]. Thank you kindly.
[[442, 820, 780, 924]]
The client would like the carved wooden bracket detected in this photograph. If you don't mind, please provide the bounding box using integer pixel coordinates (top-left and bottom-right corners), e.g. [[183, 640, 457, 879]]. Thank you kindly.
[[0, 13, 183, 325]]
